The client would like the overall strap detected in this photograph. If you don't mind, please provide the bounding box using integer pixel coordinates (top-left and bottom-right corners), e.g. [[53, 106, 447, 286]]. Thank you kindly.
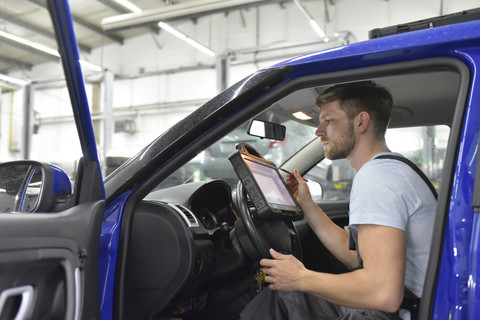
[[348, 154, 428, 319], [348, 226, 363, 268], [375, 154, 438, 200]]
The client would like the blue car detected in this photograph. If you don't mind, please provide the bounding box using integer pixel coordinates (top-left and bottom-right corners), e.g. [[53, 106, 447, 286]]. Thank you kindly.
[[1, 1, 479, 319]]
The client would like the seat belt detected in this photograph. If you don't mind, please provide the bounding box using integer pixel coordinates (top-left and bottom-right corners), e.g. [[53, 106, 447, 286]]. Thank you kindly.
[[375, 154, 438, 200]]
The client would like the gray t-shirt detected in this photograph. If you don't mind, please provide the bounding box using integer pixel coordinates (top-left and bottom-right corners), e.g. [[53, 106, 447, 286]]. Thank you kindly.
[[349, 152, 436, 297]]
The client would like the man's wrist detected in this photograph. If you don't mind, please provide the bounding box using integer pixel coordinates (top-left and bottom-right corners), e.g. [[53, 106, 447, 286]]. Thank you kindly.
[[296, 268, 313, 292], [300, 198, 317, 211]]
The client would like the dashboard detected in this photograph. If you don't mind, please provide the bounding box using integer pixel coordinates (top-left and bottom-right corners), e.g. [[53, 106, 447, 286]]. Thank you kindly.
[[124, 180, 254, 319], [147, 179, 238, 232]]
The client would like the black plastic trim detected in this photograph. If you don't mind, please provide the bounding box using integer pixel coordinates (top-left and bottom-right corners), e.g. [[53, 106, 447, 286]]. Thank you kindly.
[[369, 7, 480, 39]]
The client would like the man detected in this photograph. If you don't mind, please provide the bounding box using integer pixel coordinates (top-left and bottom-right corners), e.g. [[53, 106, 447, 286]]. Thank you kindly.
[[240, 81, 436, 319]]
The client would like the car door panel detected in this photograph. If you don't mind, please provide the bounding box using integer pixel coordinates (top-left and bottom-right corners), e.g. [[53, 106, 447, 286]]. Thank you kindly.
[[0, 1, 110, 318], [0, 200, 105, 320]]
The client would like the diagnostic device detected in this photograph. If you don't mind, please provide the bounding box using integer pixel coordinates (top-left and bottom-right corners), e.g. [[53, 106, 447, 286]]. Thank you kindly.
[[229, 142, 303, 220]]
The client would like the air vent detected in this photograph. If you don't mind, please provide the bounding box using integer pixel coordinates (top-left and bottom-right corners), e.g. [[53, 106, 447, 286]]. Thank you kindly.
[[168, 203, 199, 227]]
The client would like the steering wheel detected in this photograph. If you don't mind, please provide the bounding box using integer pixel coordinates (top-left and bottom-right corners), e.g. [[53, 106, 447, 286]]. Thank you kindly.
[[234, 181, 302, 261]]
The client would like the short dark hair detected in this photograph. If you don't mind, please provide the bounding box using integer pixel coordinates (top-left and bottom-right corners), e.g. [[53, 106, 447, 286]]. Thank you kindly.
[[316, 81, 393, 139]]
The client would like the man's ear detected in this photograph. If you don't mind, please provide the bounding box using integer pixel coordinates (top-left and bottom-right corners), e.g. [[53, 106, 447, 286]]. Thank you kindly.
[[356, 111, 370, 133]]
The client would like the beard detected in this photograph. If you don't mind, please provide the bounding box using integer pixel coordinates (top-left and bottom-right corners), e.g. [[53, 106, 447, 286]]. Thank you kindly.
[[323, 122, 356, 160]]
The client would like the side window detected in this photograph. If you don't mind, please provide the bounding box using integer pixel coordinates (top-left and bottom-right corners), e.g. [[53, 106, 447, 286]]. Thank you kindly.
[[305, 125, 449, 201]]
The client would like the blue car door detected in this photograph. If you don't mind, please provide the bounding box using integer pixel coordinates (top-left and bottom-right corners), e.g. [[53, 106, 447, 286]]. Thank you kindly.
[[0, 1, 105, 319]]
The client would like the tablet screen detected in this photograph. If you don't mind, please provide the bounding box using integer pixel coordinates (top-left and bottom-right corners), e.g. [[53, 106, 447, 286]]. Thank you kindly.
[[244, 158, 296, 207]]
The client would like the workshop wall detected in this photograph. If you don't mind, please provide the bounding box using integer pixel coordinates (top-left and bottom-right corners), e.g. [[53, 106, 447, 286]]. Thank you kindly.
[[1, 0, 478, 175]]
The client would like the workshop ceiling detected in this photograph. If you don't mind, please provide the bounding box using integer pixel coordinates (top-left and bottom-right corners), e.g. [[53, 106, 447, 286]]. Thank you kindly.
[[0, 0, 284, 74]]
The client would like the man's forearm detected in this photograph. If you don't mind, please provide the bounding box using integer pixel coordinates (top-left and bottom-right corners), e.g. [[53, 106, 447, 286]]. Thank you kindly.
[[297, 267, 403, 313], [294, 224, 406, 312]]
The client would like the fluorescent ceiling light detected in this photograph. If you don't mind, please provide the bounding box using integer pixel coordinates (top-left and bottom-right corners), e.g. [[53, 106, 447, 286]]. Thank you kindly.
[[158, 22, 187, 40], [0, 30, 60, 57], [0, 74, 29, 86], [292, 111, 312, 120], [0, 30, 103, 72], [158, 22, 215, 57], [293, 0, 326, 39], [113, 0, 142, 14], [309, 20, 326, 38], [185, 38, 215, 57]]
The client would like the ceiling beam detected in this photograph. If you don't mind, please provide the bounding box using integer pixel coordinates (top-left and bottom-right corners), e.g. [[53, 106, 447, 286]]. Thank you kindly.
[[25, 0, 125, 44], [102, 0, 285, 32], [0, 11, 92, 53], [95, 0, 160, 34], [73, 13, 125, 44], [0, 55, 33, 72]]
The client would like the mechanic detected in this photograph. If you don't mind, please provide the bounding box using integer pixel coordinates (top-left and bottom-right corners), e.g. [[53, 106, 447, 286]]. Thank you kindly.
[[239, 81, 436, 320]]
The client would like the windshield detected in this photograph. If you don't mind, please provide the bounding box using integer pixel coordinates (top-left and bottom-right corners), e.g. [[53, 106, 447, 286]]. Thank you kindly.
[[156, 118, 317, 190]]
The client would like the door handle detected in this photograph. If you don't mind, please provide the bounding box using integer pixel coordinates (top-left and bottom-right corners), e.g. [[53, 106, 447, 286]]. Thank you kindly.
[[0, 285, 35, 320]]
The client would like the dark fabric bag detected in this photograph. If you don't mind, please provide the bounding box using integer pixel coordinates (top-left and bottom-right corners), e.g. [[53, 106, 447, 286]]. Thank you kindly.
[[239, 288, 395, 320]]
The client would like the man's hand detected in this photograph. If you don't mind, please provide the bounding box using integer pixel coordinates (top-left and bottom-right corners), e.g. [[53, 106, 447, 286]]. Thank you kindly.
[[260, 248, 307, 292], [286, 169, 312, 206]]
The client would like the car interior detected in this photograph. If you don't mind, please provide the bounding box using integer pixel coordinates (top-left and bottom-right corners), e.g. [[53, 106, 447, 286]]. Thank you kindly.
[[113, 56, 469, 319]]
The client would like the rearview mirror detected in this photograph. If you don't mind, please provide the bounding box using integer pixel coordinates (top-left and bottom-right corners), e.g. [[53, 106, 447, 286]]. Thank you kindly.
[[0, 161, 72, 213], [247, 119, 286, 141]]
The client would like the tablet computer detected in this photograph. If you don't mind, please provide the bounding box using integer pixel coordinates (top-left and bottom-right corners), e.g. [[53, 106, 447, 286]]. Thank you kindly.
[[229, 143, 303, 220]]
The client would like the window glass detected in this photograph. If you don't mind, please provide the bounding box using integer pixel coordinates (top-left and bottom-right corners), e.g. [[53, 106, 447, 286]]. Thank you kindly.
[[154, 119, 317, 191], [304, 125, 450, 201]]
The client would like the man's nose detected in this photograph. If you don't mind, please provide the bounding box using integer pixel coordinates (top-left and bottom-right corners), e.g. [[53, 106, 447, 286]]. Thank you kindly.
[[315, 124, 325, 137]]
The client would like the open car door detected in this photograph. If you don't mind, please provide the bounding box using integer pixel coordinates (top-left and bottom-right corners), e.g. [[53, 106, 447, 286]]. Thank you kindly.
[[0, 1, 104, 319]]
